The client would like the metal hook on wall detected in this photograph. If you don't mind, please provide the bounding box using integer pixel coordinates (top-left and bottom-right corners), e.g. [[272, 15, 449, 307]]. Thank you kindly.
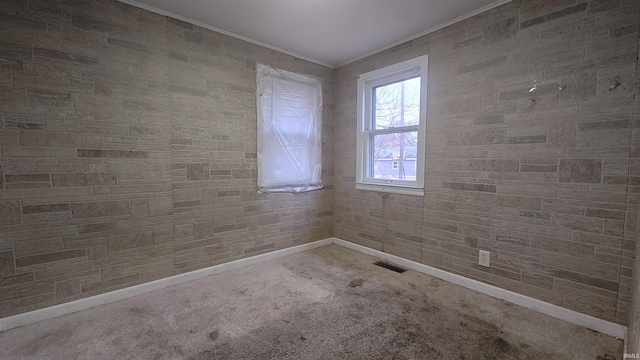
[[608, 80, 621, 92]]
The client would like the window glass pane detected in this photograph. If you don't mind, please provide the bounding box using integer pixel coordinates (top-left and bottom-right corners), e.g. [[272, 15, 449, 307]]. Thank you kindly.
[[373, 76, 420, 130], [371, 131, 418, 180]]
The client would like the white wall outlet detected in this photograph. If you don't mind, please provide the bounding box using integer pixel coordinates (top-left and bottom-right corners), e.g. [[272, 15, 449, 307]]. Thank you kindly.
[[479, 250, 490, 267]]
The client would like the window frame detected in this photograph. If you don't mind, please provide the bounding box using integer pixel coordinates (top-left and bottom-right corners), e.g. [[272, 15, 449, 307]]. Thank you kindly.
[[355, 55, 428, 196]]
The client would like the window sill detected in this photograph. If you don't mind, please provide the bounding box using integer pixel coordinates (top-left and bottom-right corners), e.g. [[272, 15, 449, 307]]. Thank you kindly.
[[355, 183, 424, 196]]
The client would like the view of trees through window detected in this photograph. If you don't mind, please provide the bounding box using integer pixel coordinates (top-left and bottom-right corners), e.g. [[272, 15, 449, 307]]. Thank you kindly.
[[372, 76, 420, 180]]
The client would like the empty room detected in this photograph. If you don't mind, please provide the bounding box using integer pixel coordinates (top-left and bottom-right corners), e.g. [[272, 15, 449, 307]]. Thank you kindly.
[[0, 0, 639, 358]]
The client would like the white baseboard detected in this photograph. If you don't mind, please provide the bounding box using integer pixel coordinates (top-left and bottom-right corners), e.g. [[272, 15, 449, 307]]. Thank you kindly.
[[332, 238, 628, 340], [0, 238, 332, 332], [0, 236, 628, 344]]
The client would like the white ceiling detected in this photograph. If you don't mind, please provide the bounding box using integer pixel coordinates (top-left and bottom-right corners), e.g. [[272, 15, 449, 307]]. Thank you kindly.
[[121, 0, 511, 68]]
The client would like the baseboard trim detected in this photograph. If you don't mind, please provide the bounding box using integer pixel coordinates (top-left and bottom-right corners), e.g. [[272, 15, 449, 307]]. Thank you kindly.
[[331, 238, 627, 340], [0, 238, 332, 332], [0, 236, 628, 342]]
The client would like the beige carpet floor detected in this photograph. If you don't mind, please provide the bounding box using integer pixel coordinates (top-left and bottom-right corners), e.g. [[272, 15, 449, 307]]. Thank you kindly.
[[0, 244, 624, 359]]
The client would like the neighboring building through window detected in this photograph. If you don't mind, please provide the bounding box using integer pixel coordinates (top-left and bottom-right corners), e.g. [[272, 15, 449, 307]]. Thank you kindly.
[[355, 56, 427, 196], [256, 63, 323, 193]]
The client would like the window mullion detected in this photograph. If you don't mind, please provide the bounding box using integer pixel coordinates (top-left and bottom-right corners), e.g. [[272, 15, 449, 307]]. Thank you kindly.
[[368, 126, 419, 136]]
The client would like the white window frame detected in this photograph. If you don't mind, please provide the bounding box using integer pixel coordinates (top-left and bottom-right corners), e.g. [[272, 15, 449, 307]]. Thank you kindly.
[[256, 63, 323, 193], [356, 55, 428, 196]]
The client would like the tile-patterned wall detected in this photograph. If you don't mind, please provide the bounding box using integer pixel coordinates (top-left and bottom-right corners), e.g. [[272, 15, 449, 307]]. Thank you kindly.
[[630, 213, 640, 351], [627, 29, 640, 352], [334, 0, 640, 325], [0, 0, 333, 318]]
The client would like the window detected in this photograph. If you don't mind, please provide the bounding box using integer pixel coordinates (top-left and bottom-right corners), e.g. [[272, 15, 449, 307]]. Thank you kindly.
[[256, 63, 323, 193], [356, 56, 427, 196]]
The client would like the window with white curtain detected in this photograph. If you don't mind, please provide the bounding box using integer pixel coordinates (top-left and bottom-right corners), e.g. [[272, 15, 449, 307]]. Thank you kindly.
[[356, 56, 428, 196], [256, 63, 323, 193]]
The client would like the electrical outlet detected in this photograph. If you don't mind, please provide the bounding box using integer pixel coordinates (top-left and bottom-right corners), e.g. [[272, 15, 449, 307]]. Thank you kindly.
[[479, 250, 490, 267]]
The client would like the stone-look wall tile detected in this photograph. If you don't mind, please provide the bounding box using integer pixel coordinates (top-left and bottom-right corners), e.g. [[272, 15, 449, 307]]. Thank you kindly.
[[4, 115, 45, 131], [520, 164, 558, 173], [475, 193, 541, 211], [550, 124, 578, 148], [0, 201, 21, 226], [334, 0, 640, 325], [444, 182, 496, 193], [0, 146, 76, 158], [107, 232, 154, 252], [459, 129, 507, 145], [26, 89, 73, 108], [77, 149, 148, 159], [193, 221, 214, 240], [51, 173, 117, 187], [55, 278, 82, 299], [520, 3, 588, 29], [468, 159, 519, 172], [15, 249, 86, 268], [0, 162, 4, 190], [71, 201, 131, 219], [560, 72, 597, 101], [0, 279, 54, 303], [0, 251, 15, 276], [558, 159, 603, 183], [77, 222, 116, 234], [0, 58, 23, 71], [457, 57, 507, 74], [0, 40, 33, 61], [4, 173, 51, 190], [483, 17, 518, 46], [186, 163, 209, 181], [508, 135, 547, 144], [579, 120, 632, 132], [14, 239, 65, 258], [148, 196, 172, 215], [19, 132, 104, 148], [72, 13, 130, 40], [586, 208, 626, 220]]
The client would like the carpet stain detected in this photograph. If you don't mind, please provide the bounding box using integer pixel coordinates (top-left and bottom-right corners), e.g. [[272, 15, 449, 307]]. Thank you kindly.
[[187, 283, 558, 360], [349, 278, 364, 287], [208, 330, 219, 341], [493, 337, 511, 352]]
